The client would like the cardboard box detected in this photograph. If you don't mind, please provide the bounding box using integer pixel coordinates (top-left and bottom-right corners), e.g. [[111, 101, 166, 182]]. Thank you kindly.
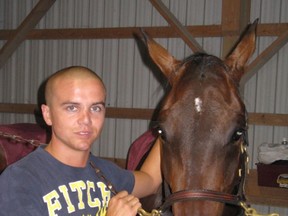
[[256, 161, 288, 188]]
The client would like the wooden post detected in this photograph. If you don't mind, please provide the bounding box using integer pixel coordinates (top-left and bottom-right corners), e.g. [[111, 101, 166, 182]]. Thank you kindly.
[[221, 0, 251, 58]]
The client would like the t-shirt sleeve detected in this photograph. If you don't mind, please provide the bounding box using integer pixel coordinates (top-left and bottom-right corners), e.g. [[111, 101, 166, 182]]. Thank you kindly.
[[0, 166, 43, 216]]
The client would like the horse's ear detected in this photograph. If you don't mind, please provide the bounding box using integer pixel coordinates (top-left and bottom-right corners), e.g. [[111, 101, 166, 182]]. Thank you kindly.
[[141, 30, 181, 85], [225, 19, 258, 83]]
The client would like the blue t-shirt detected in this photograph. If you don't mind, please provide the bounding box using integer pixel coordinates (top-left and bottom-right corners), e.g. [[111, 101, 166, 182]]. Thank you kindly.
[[0, 145, 134, 216]]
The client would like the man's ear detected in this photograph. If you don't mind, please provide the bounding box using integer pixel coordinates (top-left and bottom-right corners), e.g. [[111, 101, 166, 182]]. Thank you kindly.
[[41, 104, 52, 126]]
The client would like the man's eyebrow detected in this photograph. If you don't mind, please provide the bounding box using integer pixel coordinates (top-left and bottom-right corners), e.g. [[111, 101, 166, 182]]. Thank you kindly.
[[94, 101, 106, 107], [61, 102, 79, 106], [60, 102, 106, 107]]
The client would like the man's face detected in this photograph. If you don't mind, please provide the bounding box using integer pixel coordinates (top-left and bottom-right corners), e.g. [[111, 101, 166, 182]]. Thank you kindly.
[[42, 76, 106, 153]]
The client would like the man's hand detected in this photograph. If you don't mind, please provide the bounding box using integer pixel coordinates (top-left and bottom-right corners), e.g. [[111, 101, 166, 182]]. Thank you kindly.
[[107, 191, 141, 216]]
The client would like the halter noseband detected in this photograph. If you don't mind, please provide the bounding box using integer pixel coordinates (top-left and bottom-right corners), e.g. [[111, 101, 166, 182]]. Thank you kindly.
[[159, 189, 242, 211]]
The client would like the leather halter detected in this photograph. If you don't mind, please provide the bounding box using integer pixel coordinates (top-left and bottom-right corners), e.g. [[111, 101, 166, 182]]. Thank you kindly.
[[154, 140, 249, 215], [160, 189, 241, 212]]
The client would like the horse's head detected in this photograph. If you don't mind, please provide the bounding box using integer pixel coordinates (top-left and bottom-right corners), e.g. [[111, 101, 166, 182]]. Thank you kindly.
[[143, 20, 257, 216]]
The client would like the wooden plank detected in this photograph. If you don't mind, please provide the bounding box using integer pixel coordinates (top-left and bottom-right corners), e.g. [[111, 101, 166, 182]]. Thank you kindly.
[[241, 27, 288, 86], [149, 0, 204, 53], [246, 169, 288, 207], [248, 113, 288, 127], [0, 103, 154, 120], [106, 107, 153, 120], [0, 103, 36, 114], [0, 26, 222, 39], [0, 24, 287, 40], [0, 103, 287, 126], [0, 0, 56, 69], [258, 23, 288, 36]]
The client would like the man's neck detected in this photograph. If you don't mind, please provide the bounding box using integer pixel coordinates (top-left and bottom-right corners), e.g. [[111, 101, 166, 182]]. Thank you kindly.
[[45, 143, 89, 168]]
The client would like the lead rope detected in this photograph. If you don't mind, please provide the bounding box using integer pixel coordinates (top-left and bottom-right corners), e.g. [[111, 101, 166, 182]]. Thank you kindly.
[[137, 208, 162, 216], [90, 161, 155, 215], [240, 202, 279, 216]]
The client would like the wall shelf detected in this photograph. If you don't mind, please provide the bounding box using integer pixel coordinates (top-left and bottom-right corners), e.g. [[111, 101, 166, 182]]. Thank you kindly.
[[246, 169, 288, 207]]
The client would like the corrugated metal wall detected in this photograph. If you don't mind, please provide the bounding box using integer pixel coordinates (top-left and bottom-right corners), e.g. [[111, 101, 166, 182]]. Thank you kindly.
[[247, 1, 288, 214], [0, 0, 287, 214]]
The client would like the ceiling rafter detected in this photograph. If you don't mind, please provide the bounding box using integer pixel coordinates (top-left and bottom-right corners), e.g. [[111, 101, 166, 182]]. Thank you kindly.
[[241, 28, 288, 86], [149, 0, 204, 53], [0, 0, 56, 69]]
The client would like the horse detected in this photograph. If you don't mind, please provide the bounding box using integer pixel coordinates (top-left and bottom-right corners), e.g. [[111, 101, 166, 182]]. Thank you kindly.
[[135, 20, 258, 216]]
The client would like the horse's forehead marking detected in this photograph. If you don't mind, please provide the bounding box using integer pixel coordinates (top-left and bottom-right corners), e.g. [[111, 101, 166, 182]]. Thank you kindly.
[[194, 97, 202, 113]]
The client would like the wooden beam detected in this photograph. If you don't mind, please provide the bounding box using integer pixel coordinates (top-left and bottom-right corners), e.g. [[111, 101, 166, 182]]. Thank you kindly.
[[0, 0, 56, 69], [0, 103, 36, 114], [0, 103, 154, 120], [0, 103, 287, 126], [0, 24, 287, 40], [149, 0, 204, 53], [248, 113, 288, 127], [240, 27, 288, 86], [258, 23, 288, 36], [106, 107, 153, 120], [0, 26, 222, 40], [221, 0, 251, 58]]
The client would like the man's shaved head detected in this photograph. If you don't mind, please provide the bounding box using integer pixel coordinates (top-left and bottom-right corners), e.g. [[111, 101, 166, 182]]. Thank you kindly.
[[44, 66, 106, 106]]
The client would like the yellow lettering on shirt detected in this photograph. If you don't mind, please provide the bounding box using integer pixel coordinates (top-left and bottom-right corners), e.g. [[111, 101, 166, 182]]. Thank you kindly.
[[43, 179, 113, 215], [97, 182, 110, 207], [86, 180, 101, 208], [43, 190, 61, 216], [96, 204, 107, 216], [69, 180, 86, 209], [58, 185, 75, 213]]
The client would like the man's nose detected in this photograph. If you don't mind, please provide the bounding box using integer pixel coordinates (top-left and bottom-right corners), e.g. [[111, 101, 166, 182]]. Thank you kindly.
[[78, 110, 92, 124]]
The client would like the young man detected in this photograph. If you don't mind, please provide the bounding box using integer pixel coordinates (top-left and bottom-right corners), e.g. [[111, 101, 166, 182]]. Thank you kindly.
[[0, 66, 161, 216]]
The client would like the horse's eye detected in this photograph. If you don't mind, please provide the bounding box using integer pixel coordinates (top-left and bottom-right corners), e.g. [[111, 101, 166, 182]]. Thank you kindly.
[[231, 129, 245, 142], [157, 127, 166, 140]]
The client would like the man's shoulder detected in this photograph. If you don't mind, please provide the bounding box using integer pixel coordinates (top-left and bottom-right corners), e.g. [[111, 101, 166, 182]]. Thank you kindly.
[[0, 145, 47, 178], [89, 154, 117, 168]]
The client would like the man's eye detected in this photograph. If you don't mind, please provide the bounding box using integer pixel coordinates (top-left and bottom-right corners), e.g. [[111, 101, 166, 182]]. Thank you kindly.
[[66, 105, 77, 112], [91, 106, 102, 112]]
